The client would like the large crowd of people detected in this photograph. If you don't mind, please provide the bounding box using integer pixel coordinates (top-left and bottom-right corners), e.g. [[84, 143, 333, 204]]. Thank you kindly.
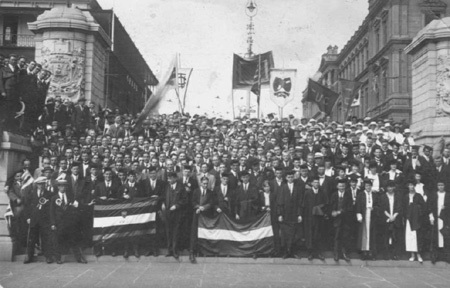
[[2, 53, 450, 266]]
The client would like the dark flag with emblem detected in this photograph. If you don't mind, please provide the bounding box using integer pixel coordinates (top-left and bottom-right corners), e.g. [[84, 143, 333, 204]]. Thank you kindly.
[[304, 78, 340, 115], [92, 198, 158, 245], [197, 210, 274, 257]]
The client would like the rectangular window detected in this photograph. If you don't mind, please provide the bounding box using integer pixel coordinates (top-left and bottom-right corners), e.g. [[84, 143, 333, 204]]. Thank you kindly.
[[3, 15, 19, 46]]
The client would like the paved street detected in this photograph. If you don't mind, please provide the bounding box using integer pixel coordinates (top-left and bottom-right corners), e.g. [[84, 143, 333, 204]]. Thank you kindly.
[[1, 258, 450, 288]]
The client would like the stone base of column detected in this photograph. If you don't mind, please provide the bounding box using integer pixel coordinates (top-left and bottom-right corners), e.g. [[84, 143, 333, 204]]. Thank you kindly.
[[0, 131, 32, 261]]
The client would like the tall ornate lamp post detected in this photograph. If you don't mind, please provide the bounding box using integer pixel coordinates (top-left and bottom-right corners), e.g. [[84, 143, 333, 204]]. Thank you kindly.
[[245, 0, 258, 59], [244, 0, 258, 116]]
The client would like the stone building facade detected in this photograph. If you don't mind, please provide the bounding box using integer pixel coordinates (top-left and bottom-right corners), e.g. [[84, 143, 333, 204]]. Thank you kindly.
[[303, 0, 450, 124]]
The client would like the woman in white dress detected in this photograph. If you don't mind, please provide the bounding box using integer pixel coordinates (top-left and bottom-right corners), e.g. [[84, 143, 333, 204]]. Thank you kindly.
[[403, 180, 426, 263]]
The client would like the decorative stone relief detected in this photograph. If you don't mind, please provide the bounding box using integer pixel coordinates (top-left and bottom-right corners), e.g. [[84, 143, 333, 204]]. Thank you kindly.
[[436, 55, 450, 116], [41, 39, 85, 102]]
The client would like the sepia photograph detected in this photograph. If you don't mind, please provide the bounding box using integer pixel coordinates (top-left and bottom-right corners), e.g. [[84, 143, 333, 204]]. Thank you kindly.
[[1, 0, 450, 287]]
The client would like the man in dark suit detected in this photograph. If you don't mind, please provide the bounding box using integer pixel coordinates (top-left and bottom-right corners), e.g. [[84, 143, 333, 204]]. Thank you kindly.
[[379, 181, 403, 260], [278, 120, 295, 145], [92, 168, 120, 256], [46, 98, 68, 130], [118, 170, 144, 258], [259, 180, 280, 256], [330, 179, 353, 261], [106, 115, 124, 138], [303, 177, 328, 261], [189, 176, 214, 263], [178, 165, 199, 251], [432, 156, 450, 191], [214, 172, 235, 217], [0, 54, 20, 128], [23, 177, 53, 264], [71, 98, 90, 136], [234, 171, 259, 221], [277, 170, 304, 259], [162, 172, 187, 259], [141, 166, 166, 256], [403, 145, 424, 182], [50, 179, 87, 264]]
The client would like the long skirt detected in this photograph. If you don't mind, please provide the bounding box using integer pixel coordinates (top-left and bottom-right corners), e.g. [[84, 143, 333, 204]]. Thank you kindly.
[[405, 220, 418, 252]]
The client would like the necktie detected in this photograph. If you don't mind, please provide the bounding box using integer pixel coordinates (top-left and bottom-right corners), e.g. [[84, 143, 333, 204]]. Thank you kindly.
[[61, 196, 65, 206], [151, 181, 155, 190]]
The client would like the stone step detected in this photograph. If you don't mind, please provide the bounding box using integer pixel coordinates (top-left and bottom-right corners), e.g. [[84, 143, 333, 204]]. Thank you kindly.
[[11, 252, 450, 268]]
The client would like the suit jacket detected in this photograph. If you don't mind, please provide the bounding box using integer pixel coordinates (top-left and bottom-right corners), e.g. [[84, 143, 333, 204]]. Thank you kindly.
[[119, 182, 144, 199], [49, 192, 77, 228], [95, 180, 121, 200], [67, 175, 86, 203], [191, 187, 214, 217], [142, 178, 166, 198], [276, 182, 304, 223], [106, 124, 123, 138], [432, 165, 450, 189], [234, 183, 259, 219], [403, 157, 424, 180], [214, 185, 235, 215], [258, 190, 278, 215], [403, 193, 426, 231], [318, 175, 334, 199], [0, 65, 19, 98], [24, 187, 52, 227], [72, 105, 90, 131], [228, 172, 240, 191], [329, 189, 354, 227], [162, 182, 188, 213], [83, 176, 103, 203]]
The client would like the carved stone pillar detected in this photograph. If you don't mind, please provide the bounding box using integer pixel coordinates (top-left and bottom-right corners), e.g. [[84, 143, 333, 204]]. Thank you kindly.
[[28, 6, 111, 105], [405, 17, 450, 149]]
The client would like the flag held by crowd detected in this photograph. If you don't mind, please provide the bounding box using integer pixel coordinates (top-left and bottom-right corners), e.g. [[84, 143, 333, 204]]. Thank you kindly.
[[197, 211, 274, 257], [93, 198, 158, 245], [269, 68, 297, 108], [303, 78, 340, 115]]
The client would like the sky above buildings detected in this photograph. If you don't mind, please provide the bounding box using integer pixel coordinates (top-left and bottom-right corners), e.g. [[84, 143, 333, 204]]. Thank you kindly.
[[97, 0, 368, 119]]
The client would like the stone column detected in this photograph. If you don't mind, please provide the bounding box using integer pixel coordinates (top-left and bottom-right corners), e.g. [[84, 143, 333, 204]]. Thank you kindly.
[[0, 132, 32, 261], [405, 17, 450, 149], [28, 6, 111, 105]]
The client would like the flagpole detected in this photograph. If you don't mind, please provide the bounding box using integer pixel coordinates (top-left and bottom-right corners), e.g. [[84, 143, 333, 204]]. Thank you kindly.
[[231, 89, 236, 119], [257, 54, 261, 120], [182, 69, 192, 114]]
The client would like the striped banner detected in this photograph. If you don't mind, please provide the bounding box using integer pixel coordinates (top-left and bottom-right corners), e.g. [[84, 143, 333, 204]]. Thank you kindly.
[[198, 211, 274, 257], [93, 198, 158, 244]]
